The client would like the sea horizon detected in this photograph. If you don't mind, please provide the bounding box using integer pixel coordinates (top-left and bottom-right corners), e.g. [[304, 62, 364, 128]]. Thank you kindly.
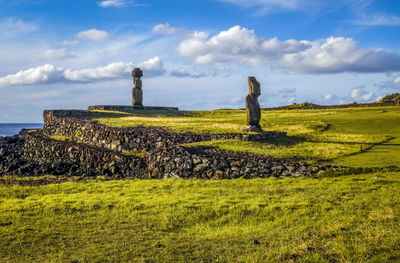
[[0, 123, 43, 137]]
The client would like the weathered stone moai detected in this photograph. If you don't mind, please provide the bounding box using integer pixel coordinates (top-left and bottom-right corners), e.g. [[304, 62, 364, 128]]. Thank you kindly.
[[132, 68, 143, 107], [244, 76, 262, 132]]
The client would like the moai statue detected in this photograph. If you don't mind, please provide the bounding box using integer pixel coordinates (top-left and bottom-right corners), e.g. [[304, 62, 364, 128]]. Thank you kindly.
[[244, 76, 262, 132], [132, 68, 143, 107]]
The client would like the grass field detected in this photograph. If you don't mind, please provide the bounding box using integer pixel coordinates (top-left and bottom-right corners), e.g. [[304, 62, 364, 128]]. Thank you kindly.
[[1, 106, 400, 262], [1, 173, 400, 262], [95, 106, 400, 167]]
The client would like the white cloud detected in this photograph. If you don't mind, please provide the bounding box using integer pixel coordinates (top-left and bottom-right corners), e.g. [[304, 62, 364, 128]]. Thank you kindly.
[[393, 76, 400, 90], [0, 64, 64, 86], [280, 37, 400, 74], [177, 25, 309, 65], [62, 40, 80, 46], [311, 93, 339, 105], [39, 48, 75, 59], [0, 17, 38, 39], [153, 23, 183, 35], [170, 68, 207, 78], [0, 57, 165, 86], [64, 62, 133, 82], [170, 68, 191, 78], [352, 14, 400, 27], [192, 31, 209, 39], [177, 25, 400, 74], [217, 0, 368, 16], [216, 0, 333, 16], [138, 56, 166, 77], [349, 88, 375, 102], [153, 23, 209, 39], [77, 29, 111, 41], [98, 0, 133, 7], [218, 0, 299, 10]]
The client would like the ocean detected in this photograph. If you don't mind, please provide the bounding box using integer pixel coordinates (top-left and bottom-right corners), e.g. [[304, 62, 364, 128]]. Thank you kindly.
[[0, 123, 43, 137]]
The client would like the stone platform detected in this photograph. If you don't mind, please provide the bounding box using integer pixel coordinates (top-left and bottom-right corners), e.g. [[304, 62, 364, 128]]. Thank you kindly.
[[88, 105, 179, 111]]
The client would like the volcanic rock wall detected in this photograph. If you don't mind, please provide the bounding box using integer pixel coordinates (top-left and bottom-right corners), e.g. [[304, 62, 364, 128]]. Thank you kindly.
[[43, 110, 285, 153], [0, 109, 335, 178], [147, 145, 329, 179], [24, 131, 145, 178]]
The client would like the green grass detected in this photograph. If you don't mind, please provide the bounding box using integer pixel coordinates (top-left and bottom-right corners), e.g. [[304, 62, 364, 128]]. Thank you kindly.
[[49, 135, 72, 141], [1, 173, 400, 262], [122, 150, 147, 158], [2, 106, 400, 262], [94, 109, 248, 134], [94, 106, 400, 166]]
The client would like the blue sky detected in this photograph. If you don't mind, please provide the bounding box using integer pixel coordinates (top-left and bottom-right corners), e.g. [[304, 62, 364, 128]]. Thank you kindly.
[[0, 0, 400, 122]]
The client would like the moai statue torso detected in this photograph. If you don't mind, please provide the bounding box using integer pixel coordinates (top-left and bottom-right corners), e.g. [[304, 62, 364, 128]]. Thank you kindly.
[[132, 68, 143, 107], [244, 76, 262, 132]]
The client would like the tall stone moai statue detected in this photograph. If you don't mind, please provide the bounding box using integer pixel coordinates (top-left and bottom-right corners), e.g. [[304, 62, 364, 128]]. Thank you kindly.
[[244, 76, 262, 132], [132, 68, 143, 107]]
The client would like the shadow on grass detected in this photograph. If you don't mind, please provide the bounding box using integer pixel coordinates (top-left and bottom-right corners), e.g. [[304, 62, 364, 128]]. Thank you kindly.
[[258, 135, 306, 146]]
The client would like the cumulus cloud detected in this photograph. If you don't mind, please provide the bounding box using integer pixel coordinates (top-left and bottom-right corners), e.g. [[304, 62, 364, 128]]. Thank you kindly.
[[39, 48, 75, 59], [177, 25, 400, 74], [280, 37, 400, 74], [0, 64, 64, 86], [177, 26, 309, 65], [138, 56, 166, 77], [77, 29, 111, 41], [153, 23, 209, 39], [64, 62, 133, 82], [62, 40, 80, 46], [349, 87, 375, 102], [0, 57, 165, 87]]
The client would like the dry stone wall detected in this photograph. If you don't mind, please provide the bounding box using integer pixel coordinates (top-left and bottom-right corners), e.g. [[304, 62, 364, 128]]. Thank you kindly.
[[0, 109, 338, 178], [23, 131, 145, 178], [147, 145, 331, 179], [43, 110, 285, 153]]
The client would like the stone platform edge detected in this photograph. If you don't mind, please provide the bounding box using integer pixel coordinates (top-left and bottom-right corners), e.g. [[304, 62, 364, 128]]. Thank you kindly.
[[88, 105, 179, 111]]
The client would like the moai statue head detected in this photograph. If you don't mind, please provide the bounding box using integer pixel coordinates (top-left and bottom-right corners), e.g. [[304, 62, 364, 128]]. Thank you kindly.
[[248, 76, 261, 97], [132, 68, 143, 79]]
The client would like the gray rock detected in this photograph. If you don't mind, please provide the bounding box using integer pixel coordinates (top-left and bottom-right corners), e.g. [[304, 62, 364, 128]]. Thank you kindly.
[[194, 163, 209, 173]]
